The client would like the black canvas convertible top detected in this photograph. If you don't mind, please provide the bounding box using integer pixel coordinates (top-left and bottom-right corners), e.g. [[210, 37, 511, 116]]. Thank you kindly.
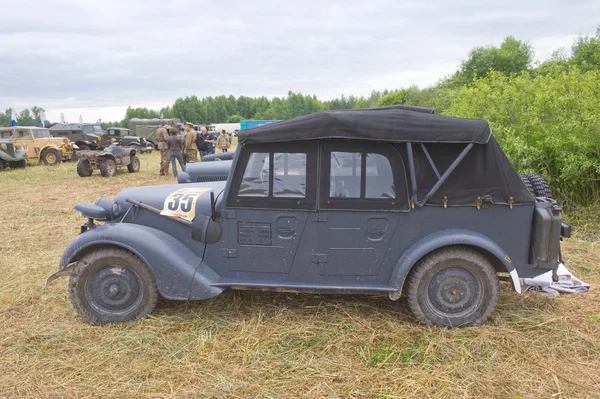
[[238, 105, 491, 145]]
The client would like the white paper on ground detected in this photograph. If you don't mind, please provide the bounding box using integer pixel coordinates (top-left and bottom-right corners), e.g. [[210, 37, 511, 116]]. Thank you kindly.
[[520, 263, 591, 294]]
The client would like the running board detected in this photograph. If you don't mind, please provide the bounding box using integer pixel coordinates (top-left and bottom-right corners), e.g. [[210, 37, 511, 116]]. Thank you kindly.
[[211, 280, 397, 294]]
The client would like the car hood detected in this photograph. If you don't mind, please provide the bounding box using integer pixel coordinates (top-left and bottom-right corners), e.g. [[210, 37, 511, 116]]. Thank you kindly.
[[114, 181, 228, 218]]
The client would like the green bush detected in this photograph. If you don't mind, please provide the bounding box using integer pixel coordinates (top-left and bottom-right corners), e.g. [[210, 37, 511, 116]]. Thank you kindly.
[[444, 66, 600, 207]]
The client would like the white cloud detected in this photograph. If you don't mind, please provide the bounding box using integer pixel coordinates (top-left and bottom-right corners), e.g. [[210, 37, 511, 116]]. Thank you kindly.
[[0, 0, 597, 122]]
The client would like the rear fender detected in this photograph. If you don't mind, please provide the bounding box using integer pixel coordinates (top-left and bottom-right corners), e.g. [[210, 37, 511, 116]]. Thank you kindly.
[[58, 223, 222, 300], [388, 228, 521, 300]]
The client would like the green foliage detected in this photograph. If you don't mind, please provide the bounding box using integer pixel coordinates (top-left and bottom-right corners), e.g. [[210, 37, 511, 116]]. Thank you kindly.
[[444, 36, 534, 87], [227, 114, 244, 123], [570, 28, 600, 71], [444, 67, 600, 207]]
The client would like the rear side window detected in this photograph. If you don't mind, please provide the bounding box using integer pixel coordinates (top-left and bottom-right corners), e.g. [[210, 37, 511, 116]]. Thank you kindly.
[[330, 152, 361, 198], [366, 154, 395, 199]]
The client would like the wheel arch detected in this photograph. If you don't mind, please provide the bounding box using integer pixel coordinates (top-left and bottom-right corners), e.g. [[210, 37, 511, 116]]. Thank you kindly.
[[58, 224, 222, 300], [388, 229, 521, 300]]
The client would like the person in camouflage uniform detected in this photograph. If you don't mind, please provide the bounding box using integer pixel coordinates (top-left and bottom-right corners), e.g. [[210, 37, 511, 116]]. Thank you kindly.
[[216, 129, 231, 152], [183, 122, 199, 162], [156, 123, 170, 175]]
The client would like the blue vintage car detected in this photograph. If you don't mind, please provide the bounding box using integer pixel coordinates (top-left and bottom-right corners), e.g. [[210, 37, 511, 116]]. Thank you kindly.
[[49, 105, 569, 327]]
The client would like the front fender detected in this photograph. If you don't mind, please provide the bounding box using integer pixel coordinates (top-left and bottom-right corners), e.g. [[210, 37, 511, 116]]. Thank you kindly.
[[59, 223, 223, 300], [388, 229, 521, 299]]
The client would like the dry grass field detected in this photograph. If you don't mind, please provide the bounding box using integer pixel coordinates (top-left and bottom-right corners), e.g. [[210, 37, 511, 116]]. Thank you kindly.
[[0, 149, 599, 399]]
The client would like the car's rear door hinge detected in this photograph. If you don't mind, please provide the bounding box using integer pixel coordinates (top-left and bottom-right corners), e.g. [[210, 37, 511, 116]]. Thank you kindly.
[[311, 253, 328, 264], [221, 249, 238, 258]]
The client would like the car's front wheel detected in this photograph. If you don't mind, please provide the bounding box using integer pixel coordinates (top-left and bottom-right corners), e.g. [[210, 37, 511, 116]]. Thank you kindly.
[[99, 159, 116, 177], [68, 248, 158, 325], [406, 247, 499, 327], [127, 155, 140, 173], [41, 148, 62, 165]]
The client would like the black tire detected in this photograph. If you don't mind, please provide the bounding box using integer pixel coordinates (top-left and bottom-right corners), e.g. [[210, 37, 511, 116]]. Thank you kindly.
[[406, 247, 500, 327], [127, 155, 140, 173], [519, 174, 534, 195], [41, 148, 62, 166], [77, 159, 93, 177], [78, 144, 90, 151], [99, 158, 117, 177], [527, 174, 552, 198], [68, 248, 158, 325], [9, 159, 26, 169]]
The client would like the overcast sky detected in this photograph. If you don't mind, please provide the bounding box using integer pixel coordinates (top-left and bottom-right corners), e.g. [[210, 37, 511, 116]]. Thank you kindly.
[[0, 0, 597, 123]]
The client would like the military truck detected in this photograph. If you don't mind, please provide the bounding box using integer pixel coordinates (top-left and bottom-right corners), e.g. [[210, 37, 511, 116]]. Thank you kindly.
[[49, 105, 571, 327], [49, 123, 110, 151], [0, 126, 77, 165], [0, 139, 28, 171], [128, 118, 181, 149]]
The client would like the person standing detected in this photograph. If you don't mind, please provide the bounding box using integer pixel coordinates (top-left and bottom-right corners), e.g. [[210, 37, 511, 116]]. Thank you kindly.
[[183, 122, 199, 162], [216, 129, 231, 153], [167, 127, 185, 177], [156, 123, 170, 176], [199, 126, 216, 158]]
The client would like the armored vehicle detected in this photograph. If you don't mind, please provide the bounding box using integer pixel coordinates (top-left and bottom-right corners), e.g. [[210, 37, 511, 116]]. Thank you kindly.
[[76, 143, 140, 177], [0, 139, 28, 170], [0, 126, 77, 165], [106, 127, 153, 153], [128, 118, 181, 149], [49, 123, 110, 151], [50, 105, 571, 327]]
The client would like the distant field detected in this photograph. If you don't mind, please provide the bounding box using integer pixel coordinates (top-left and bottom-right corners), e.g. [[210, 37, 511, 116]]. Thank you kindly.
[[0, 151, 599, 398]]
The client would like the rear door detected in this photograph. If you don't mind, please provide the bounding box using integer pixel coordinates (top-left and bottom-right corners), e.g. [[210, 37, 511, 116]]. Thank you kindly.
[[316, 141, 410, 277], [225, 142, 318, 276]]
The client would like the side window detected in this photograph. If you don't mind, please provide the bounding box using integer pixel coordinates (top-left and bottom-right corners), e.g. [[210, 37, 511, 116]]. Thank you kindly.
[[17, 131, 28, 138], [274, 153, 306, 198], [238, 152, 269, 197], [330, 152, 361, 198], [231, 142, 317, 209], [366, 154, 395, 199]]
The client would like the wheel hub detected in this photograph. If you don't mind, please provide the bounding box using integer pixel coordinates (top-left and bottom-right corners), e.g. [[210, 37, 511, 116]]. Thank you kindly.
[[87, 266, 141, 312], [428, 267, 481, 315]]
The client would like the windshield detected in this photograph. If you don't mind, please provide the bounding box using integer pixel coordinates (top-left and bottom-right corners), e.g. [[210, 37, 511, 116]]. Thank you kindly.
[[82, 125, 102, 134]]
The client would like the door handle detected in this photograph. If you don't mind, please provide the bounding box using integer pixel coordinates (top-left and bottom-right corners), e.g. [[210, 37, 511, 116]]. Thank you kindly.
[[278, 228, 294, 234], [367, 229, 385, 236]]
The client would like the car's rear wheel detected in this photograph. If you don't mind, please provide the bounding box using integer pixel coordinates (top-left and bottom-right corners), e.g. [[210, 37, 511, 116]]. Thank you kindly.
[[127, 155, 140, 173], [406, 247, 499, 327], [77, 159, 93, 177], [69, 248, 158, 325], [99, 159, 117, 177], [41, 148, 62, 166]]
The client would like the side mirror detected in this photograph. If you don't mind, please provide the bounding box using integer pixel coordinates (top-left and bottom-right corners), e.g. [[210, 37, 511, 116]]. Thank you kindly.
[[191, 214, 222, 244]]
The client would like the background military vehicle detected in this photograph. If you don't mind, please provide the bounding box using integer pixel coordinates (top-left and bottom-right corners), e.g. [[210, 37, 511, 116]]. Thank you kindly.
[[106, 127, 153, 153], [128, 118, 181, 149], [0, 139, 27, 171], [76, 143, 140, 177], [49, 123, 110, 151], [50, 105, 570, 327], [0, 126, 76, 165]]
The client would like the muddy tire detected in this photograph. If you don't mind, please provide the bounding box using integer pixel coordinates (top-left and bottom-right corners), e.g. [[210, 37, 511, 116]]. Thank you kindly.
[[68, 248, 158, 325], [127, 155, 140, 173], [10, 160, 26, 169], [406, 247, 499, 327], [77, 159, 93, 177], [99, 158, 117, 177], [41, 148, 62, 166]]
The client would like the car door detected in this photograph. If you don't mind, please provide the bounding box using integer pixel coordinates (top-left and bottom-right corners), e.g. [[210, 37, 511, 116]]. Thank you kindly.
[[316, 141, 410, 277], [224, 142, 318, 276]]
